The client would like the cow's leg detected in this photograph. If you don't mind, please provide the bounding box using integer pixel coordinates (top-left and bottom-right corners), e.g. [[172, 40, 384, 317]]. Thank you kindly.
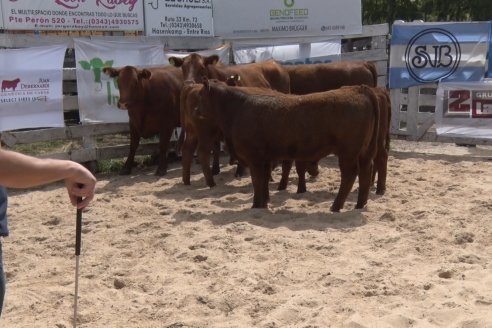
[[295, 160, 307, 194], [212, 139, 221, 176], [277, 160, 293, 191], [197, 140, 216, 188], [307, 160, 320, 177], [356, 157, 374, 209], [331, 157, 358, 212], [121, 126, 140, 175], [155, 127, 174, 176], [249, 161, 270, 208], [181, 132, 198, 185], [375, 149, 388, 195]]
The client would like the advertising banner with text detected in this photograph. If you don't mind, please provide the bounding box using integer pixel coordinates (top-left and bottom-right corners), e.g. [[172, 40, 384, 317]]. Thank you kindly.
[[74, 39, 166, 123], [233, 38, 341, 64], [1, 0, 144, 31], [0, 44, 67, 132], [435, 81, 492, 139], [212, 0, 361, 38], [144, 0, 213, 37], [389, 21, 490, 89]]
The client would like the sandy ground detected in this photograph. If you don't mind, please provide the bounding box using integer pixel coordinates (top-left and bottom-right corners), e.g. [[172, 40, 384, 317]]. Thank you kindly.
[[1, 139, 491, 328]]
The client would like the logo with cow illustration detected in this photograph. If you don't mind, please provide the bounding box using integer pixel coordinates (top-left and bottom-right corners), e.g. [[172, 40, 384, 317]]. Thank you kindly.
[[1, 78, 21, 92], [79, 57, 119, 106], [404, 28, 461, 83]]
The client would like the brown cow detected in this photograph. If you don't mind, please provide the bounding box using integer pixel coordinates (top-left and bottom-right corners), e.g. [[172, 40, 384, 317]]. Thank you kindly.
[[284, 60, 378, 95], [169, 54, 290, 93], [170, 53, 291, 184], [1, 78, 20, 91], [196, 79, 380, 211], [278, 60, 379, 192], [102, 65, 182, 176]]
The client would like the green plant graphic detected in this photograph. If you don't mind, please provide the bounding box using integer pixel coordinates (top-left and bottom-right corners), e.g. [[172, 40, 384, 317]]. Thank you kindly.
[[79, 57, 119, 105]]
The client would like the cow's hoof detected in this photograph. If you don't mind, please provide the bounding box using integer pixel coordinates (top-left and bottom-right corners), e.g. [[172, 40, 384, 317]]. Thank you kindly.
[[355, 202, 367, 209], [376, 188, 386, 195], [296, 187, 306, 194], [330, 204, 341, 212], [183, 180, 191, 186], [155, 169, 167, 176], [119, 168, 131, 175], [207, 182, 216, 188]]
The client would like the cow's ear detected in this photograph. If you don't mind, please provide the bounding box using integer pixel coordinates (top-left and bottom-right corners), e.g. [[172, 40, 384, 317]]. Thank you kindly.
[[139, 69, 152, 80], [204, 55, 220, 66], [102, 67, 119, 77], [169, 57, 183, 67]]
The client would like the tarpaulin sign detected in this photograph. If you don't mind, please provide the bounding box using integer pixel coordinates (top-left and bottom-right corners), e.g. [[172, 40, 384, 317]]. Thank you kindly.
[[0, 44, 67, 132], [213, 0, 361, 38], [74, 39, 166, 123], [233, 39, 341, 64], [1, 0, 144, 32], [144, 0, 214, 37], [389, 22, 490, 89], [435, 81, 492, 139]]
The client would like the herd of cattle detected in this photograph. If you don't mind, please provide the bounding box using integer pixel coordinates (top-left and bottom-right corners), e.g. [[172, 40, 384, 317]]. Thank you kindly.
[[102, 55, 391, 212]]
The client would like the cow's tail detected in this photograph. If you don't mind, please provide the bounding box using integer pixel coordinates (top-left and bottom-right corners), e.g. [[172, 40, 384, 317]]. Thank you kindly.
[[361, 85, 380, 162], [366, 61, 378, 87]]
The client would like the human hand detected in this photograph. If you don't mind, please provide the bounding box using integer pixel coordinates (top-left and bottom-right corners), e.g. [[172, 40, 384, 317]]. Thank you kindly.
[[64, 163, 96, 209]]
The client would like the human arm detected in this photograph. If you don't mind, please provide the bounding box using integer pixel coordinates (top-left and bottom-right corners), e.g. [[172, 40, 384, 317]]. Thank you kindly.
[[0, 149, 96, 209]]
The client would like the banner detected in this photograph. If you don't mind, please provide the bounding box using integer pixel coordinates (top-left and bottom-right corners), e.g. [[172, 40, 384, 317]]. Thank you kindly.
[[389, 22, 490, 89], [0, 2, 4, 30], [233, 39, 341, 64], [144, 0, 213, 37], [488, 21, 492, 78], [164, 46, 230, 65], [74, 39, 166, 123], [435, 81, 492, 139], [0, 44, 67, 132], [1, 0, 144, 31], [212, 0, 361, 38]]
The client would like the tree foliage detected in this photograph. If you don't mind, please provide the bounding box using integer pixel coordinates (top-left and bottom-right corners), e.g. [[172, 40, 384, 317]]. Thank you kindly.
[[362, 0, 492, 26]]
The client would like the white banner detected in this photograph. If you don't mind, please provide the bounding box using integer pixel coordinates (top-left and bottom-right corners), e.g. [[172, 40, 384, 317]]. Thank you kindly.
[[233, 39, 341, 64], [164, 46, 230, 64], [435, 81, 492, 139], [74, 39, 166, 123], [0, 1, 4, 29], [212, 0, 361, 38], [1, 0, 144, 31], [0, 44, 66, 132], [144, 0, 213, 37]]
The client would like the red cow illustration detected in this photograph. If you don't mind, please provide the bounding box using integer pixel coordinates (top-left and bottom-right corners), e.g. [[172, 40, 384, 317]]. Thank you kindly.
[[1, 78, 21, 92]]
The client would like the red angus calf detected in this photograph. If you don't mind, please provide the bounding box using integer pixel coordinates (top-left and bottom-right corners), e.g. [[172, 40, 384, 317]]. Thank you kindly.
[[197, 79, 380, 211], [170, 53, 291, 184], [103, 65, 182, 176]]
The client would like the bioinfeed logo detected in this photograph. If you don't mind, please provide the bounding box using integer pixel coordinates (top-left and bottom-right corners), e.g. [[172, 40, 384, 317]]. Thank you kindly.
[[270, 0, 308, 20], [404, 28, 461, 83]]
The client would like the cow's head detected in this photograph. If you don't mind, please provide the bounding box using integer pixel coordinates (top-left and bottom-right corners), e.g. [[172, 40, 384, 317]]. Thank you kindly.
[[169, 53, 220, 85], [103, 66, 152, 110]]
